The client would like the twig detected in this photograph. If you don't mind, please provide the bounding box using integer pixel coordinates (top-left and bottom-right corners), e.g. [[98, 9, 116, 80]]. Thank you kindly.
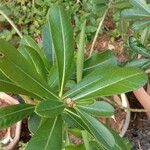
[[101, 96, 150, 113], [138, 140, 142, 150], [0, 10, 23, 38], [88, 0, 113, 57]]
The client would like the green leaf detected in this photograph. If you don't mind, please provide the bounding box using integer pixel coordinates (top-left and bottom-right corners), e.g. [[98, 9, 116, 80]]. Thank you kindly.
[[130, 0, 150, 14], [0, 70, 38, 98], [28, 113, 41, 135], [105, 125, 132, 150], [89, 141, 106, 150], [18, 46, 48, 80], [48, 6, 74, 95], [83, 51, 117, 75], [121, 8, 150, 19], [76, 98, 95, 106], [65, 144, 85, 150], [35, 100, 65, 118], [114, 1, 131, 9], [76, 109, 115, 149], [0, 39, 60, 101], [20, 36, 50, 70], [20, 36, 44, 60], [76, 101, 114, 118], [129, 36, 150, 58], [132, 20, 150, 31], [64, 67, 147, 100], [121, 0, 150, 19], [0, 104, 34, 129], [62, 109, 87, 130], [42, 23, 55, 65], [125, 59, 150, 70], [121, 0, 150, 32], [48, 64, 59, 89], [76, 20, 86, 82], [26, 116, 63, 150]]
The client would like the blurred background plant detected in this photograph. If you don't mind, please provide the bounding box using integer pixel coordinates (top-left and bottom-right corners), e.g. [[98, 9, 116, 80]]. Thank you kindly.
[[0, 0, 132, 45]]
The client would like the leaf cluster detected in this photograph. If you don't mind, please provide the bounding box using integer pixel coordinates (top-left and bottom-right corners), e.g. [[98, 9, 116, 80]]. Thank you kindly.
[[0, 4, 148, 150]]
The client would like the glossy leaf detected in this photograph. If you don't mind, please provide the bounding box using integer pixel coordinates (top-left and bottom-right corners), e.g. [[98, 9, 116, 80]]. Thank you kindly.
[[47, 64, 59, 89], [42, 23, 55, 65], [35, 100, 65, 118], [20, 35, 44, 59], [28, 113, 41, 135], [76, 20, 86, 82], [76, 101, 114, 118], [48, 6, 74, 94], [0, 104, 34, 129], [83, 51, 117, 75], [0, 70, 38, 98], [64, 67, 147, 100], [129, 36, 150, 58], [20, 36, 50, 70], [18, 46, 48, 80], [0, 40, 60, 101], [76, 98, 95, 106], [63, 109, 87, 130], [26, 116, 63, 150], [76, 109, 115, 149]]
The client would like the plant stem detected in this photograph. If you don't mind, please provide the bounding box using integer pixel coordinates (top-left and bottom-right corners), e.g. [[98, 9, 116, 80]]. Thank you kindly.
[[88, 0, 113, 57], [0, 10, 23, 38], [101, 96, 150, 113]]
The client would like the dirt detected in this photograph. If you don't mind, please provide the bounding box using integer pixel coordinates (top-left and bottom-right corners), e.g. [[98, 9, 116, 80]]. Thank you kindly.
[[106, 108, 126, 133], [87, 33, 129, 63], [125, 93, 150, 150], [19, 119, 31, 143]]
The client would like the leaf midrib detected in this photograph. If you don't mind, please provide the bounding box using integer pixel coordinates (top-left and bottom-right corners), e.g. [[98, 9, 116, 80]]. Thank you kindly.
[[77, 105, 112, 113], [73, 72, 143, 99], [44, 117, 57, 150], [37, 104, 64, 113], [77, 109, 111, 149], [0, 105, 34, 119], [7, 59, 60, 100], [83, 59, 111, 71], [0, 77, 43, 99], [59, 8, 66, 96]]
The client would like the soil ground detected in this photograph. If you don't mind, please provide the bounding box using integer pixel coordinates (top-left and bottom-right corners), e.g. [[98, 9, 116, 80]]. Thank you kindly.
[[125, 93, 150, 150]]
